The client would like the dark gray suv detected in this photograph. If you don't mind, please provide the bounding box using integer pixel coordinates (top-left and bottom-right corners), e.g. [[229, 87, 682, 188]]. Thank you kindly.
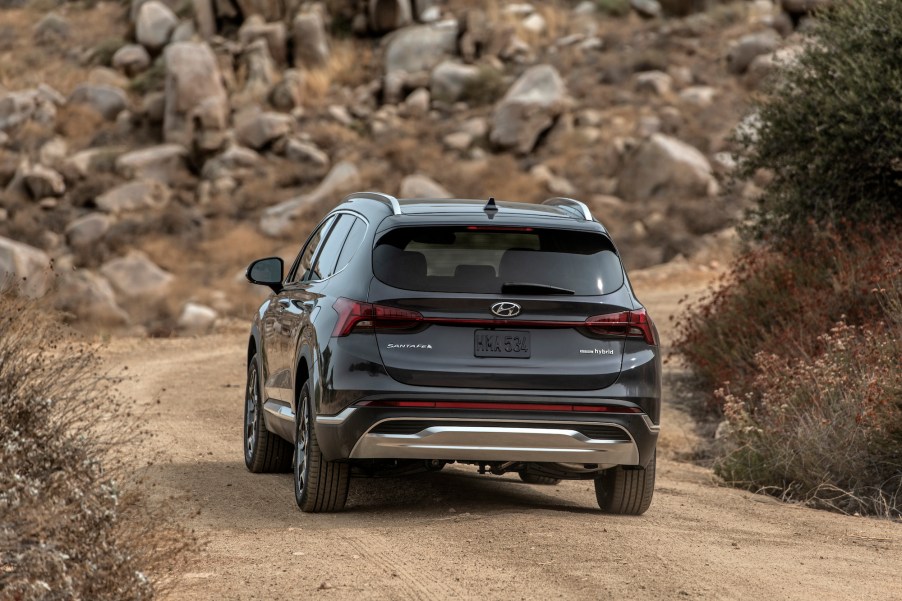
[[244, 193, 660, 514]]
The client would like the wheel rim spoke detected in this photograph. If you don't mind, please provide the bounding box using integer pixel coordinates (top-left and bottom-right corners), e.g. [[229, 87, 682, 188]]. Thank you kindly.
[[245, 367, 257, 457], [295, 397, 308, 495]]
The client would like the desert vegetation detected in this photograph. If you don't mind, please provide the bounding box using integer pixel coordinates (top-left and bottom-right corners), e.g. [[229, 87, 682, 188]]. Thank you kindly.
[[0, 294, 192, 598], [677, 0, 902, 518]]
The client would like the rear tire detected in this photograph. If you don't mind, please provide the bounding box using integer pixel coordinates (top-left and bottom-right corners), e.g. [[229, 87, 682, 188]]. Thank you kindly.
[[294, 382, 350, 512], [518, 471, 561, 485], [244, 353, 292, 473], [594, 452, 656, 515]]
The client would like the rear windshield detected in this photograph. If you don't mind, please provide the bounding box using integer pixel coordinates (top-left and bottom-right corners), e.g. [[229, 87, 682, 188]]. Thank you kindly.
[[373, 226, 624, 295]]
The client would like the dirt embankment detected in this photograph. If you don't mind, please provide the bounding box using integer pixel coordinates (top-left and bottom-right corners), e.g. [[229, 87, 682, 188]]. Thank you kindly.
[[105, 267, 902, 600]]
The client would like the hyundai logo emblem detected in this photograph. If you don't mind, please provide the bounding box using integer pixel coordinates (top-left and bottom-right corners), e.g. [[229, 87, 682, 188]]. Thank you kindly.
[[491, 302, 521, 318]]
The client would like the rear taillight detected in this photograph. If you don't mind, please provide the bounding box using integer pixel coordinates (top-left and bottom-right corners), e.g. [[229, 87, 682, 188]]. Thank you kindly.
[[585, 308, 656, 346], [332, 298, 423, 337]]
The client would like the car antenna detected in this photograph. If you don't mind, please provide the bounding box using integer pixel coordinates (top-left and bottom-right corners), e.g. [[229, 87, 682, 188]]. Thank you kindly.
[[484, 197, 498, 214]]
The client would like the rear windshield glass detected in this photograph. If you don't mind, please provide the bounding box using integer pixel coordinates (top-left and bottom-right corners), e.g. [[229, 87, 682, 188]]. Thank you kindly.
[[373, 226, 624, 295]]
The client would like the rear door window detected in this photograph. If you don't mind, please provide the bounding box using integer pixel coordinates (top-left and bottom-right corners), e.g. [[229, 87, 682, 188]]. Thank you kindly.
[[286, 216, 335, 284], [373, 226, 624, 295], [334, 217, 367, 273]]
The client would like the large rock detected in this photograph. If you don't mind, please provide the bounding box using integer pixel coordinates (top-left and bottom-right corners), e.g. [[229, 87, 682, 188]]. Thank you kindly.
[[54, 270, 129, 326], [293, 12, 330, 68], [100, 250, 174, 299], [23, 163, 65, 198], [490, 64, 567, 154], [96, 180, 171, 213], [0, 91, 37, 131], [65, 213, 113, 246], [239, 16, 287, 65], [269, 69, 304, 110], [240, 39, 277, 107], [430, 61, 481, 103], [0, 236, 52, 298], [177, 301, 217, 331], [399, 174, 451, 198], [163, 42, 229, 150], [136, 0, 178, 51], [384, 21, 458, 75], [617, 133, 714, 201], [112, 44, 152, 76], [116, 143, 187, 183], [193, 0, 216, 38], [727, 31, 781, 75], [68, 84, 128, 120], [261, 161, 360, 237], [369, 0, 413, 32], [234, 110, 293, 149]]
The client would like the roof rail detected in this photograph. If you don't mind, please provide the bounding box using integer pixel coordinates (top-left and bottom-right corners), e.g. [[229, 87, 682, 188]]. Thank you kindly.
[[344, 191, 402, 216], [542, 197, 593, 221]]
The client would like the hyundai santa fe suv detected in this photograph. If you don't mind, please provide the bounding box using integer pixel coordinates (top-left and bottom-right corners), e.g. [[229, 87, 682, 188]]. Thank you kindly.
[[243, 192, 660, 514]]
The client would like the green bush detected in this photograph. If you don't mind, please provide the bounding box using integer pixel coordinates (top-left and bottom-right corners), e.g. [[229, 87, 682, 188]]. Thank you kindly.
[[737, 0, 902, 241], [595, 0, 631, 17]]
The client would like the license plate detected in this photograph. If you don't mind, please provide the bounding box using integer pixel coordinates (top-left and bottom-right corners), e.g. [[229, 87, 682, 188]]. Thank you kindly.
[[474, 330, 531, 358]]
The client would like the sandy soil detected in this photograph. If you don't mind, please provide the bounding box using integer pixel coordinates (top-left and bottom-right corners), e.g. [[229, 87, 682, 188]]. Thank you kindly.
[[104, 265, 902, 600]]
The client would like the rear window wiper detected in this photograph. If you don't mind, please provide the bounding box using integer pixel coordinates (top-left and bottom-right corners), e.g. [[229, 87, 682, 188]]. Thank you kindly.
[[501, 282, 575, 295]]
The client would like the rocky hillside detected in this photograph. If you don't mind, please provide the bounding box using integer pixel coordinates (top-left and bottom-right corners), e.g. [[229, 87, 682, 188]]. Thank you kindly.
[[0, 0, 821, 335]]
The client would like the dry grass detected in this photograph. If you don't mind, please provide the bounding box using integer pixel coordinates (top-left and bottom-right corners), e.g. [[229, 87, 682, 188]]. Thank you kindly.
[[303, 37, 375, 108], [0, 5, 125, 94], [0, 294, 194, 598]]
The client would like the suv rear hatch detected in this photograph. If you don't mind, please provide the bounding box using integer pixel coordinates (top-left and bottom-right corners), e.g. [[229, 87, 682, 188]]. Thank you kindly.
[[342, 225, 653, 390]]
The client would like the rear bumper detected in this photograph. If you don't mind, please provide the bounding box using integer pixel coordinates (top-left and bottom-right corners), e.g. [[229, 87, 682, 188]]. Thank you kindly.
[[316, 406, 658, 468]]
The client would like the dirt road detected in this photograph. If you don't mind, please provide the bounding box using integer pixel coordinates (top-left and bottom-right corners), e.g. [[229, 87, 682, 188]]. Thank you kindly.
[[107, 266, 902, 600]]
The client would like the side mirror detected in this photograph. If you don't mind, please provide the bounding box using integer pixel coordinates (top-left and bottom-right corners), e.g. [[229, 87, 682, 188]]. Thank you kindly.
[[246, 257, 283, 293]]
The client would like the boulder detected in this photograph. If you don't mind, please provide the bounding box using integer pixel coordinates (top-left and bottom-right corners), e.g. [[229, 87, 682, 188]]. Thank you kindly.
[[0, 236, 52, 298], [430, 61, 480, 103], [0, 91, 36, 131], [402, 88, 430, 116], [399, 173, 451, 198], [193, 0, 216, 38], [260, 161, 360, 237], [269, 69, 304, 111], [369, 0, 413, 32], [116, 144, 187, 183], [238, 16, 287, 65], [136, 0, 178, 51], [617, 133, 714, 201], [163, 42, 229, 150], [234, 39, 276, 107], [200, 145, 262, 180], [100, 250, 174, 299], [38, 137, 68, 168], [384, 21, 458, 75], [96, 180, 171, 213], [112, 44, 152, 76], [282, 139, 329, 169], [727, 31, 780, 75], [68, 84, 128, 120], [88, 67, 130, 90], [23, 164, 65, 198], [234, 110, 293, 149], [679, 86, 716, 107], [635, 71, 673, 96], [54, 270, 129, 326], [490, 64, 567, 154], [631, 0, 662, 18], [171, 19, 195, 43], [177, 301, 217, 331], [293, 12, 330, 68], [65, 213, 113, 246]]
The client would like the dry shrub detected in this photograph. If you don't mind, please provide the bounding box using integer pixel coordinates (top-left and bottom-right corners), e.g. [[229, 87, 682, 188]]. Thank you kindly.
[[675, 225, 902, 411], [0, 295, 193, 598], [716, 316, 902, 517]]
